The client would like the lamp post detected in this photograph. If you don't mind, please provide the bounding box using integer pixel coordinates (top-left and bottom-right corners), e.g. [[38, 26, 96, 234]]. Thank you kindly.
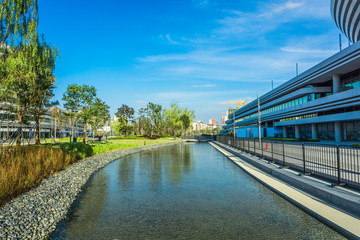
[[233, 110, 236, 146], [257, 93, 262, 147]]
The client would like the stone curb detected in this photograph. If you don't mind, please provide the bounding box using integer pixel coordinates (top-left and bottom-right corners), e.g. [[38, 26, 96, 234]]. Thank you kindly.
[[0, 142, 180, 239]]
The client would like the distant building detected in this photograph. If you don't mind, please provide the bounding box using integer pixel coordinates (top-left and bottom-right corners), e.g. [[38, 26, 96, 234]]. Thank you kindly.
[[221, 116, 228, 126], [209, 119, 217, 125], [192, 120, 219, 132]]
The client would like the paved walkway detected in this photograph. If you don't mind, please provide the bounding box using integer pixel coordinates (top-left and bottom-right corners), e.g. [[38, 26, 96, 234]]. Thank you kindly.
[[211, 141, 360, 239]]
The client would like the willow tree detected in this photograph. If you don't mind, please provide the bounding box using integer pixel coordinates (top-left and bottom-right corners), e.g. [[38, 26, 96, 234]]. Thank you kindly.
[[0, 0, 43, 146], [164, 102, 195, 138], [0, 0, 39, 47], [28, 36, 59, 144]]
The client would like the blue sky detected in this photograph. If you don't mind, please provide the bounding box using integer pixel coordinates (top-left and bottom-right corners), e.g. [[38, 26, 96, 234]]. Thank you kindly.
[[38, 0, 343, 123]]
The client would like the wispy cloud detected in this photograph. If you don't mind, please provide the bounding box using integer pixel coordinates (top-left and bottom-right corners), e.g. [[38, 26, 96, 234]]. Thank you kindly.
[[281, 47, 337, 55], [191, 84, 216, 88], [159, 34, 180, 45], [193, 0, 210, 7], [273, 1, 305, 14]]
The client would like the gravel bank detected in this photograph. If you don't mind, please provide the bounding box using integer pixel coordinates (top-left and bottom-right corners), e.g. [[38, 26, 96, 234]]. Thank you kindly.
[[0, 142, 180, 239]]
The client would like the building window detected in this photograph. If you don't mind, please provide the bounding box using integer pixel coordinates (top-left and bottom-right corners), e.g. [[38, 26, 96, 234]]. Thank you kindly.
[[300, 125, 311, 139], [318, 123, 335, 140], [341, 70, 360, 92], [345, 121, 360, 141]]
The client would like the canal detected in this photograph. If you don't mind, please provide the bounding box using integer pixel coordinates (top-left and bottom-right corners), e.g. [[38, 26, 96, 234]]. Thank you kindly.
[[51, 143, 344, 239]]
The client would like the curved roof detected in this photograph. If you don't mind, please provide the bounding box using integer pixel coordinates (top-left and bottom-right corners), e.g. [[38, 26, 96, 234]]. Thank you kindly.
[[331, 0, 360, 43]]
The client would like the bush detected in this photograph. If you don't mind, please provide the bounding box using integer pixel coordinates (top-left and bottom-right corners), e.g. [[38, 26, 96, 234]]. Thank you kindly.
[[352, 143, 360, 148], [53, 142, 94, 160]]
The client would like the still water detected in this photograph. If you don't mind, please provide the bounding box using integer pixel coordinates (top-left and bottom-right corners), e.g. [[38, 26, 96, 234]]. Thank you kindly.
[[51, 143, 344, 239]]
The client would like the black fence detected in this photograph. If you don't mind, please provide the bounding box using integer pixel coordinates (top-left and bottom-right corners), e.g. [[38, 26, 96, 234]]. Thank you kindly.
[[182, 135, 216, 141], [216, 135, 360, 190]]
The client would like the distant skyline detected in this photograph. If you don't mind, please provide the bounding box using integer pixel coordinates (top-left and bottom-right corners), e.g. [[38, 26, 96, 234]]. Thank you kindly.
[[38, 0, 343, 122]]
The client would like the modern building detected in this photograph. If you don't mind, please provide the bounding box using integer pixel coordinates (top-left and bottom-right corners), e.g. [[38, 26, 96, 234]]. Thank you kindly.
[[0, 104, 86, 143], [222, 1, 360, 142]]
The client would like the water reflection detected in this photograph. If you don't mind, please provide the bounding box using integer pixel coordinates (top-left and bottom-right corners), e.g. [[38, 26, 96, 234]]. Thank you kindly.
[[51, 143, 344, 240]]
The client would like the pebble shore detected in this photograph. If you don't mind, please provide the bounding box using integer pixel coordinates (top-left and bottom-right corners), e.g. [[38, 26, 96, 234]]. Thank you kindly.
[[0, 142, 179, 239]]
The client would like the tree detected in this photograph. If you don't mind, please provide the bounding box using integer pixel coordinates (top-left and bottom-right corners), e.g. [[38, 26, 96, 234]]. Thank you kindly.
[[89, 98, 110, 141], [0, 39, 56, 146], [146, 102, 163, 137], [164, 102, 195, 138], [28, 36, 59, 144], [164, 102, 183, 138], [115, 104, 134, 137], [62, 84, 105, 144], [0, 0, 39, 48], [0, 0, 59, 147]]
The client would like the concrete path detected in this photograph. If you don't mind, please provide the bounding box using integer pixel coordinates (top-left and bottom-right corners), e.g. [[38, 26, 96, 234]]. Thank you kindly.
[[210, 142, 360, 239]]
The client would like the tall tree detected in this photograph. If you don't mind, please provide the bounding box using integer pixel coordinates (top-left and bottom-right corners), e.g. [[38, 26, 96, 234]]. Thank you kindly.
[[0, 0, 59, 146], [89, 98, 110, 141], [0, 0, 39, 48], [164, 102, 195, 138], [115, 104, 134, 137], [147, 102, 163, 137], [62, 84, 104, 144], [28, 36, 59, 144]]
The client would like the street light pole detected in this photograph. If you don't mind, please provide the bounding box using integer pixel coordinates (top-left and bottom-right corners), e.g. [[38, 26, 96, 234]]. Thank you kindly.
[[257, 92, 262, 147], [233, 110, 236, 146]]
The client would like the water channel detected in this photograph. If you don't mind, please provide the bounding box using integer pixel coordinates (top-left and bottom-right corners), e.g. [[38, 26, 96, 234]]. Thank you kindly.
[[51, 143, 344, 239]]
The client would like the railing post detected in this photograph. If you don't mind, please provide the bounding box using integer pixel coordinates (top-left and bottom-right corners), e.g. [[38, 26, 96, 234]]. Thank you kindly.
[[271, 140, 274, 161], [248, 138, 250, 152], [302, 143, 306, 174], [336, 145, 341, 185], [253, 138, 256, 155], [261, 140, 264, 159], [282, 141, 285, 167]]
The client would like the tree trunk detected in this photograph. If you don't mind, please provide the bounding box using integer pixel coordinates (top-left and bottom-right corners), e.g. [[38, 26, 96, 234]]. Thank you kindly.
[[16, 116, 23, 147], [83, 123, 86, 144], [35, 117, 40, 144]]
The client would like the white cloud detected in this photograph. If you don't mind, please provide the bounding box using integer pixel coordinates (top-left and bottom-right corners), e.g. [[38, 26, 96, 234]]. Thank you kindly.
[[191, 84, 216, 88], [281, 47, 337, 55], [159, 34, 180, 45], [273, 1, 305, 13]]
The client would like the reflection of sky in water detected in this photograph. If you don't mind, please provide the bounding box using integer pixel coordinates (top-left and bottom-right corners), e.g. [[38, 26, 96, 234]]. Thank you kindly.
[[51, 143, 345, 239]]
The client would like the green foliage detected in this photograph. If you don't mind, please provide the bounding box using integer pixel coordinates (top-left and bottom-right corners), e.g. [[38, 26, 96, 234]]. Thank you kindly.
[[164, 102, 195, 138], [352, 144, 360, 148], [54, 142, 94, 160], [89, 98, 110, 140], [115, 104, 135, 137], [0, 0, 59, 146], [0, 0, 39, 47], [62, 84, 109, 144]]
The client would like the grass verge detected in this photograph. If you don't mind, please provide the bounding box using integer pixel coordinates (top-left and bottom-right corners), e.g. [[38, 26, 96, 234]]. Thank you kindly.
[[0, 138, 177, 206]]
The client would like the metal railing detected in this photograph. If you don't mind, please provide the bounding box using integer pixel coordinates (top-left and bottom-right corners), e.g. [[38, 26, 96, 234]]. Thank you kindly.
[[216, 136, 360, 190], [182, 135, 216, 141]]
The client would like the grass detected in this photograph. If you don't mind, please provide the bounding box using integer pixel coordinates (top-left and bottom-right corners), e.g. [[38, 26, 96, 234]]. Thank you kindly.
[[0, 146, 75, 206], [0, 137, 177, 206]]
